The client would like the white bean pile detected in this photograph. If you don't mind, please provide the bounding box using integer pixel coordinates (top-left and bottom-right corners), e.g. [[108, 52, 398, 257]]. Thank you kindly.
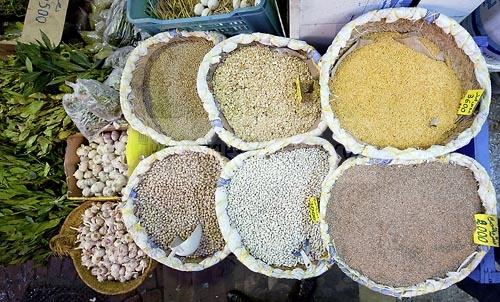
[[226, 146, 329, 267]]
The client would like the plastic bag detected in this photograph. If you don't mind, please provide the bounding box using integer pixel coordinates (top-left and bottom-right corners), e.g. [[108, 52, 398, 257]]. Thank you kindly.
[[103, 0, 139, 47], [62, 79, 121, 140], [103, 67, 123, 90], [104, 46, 134, 69]]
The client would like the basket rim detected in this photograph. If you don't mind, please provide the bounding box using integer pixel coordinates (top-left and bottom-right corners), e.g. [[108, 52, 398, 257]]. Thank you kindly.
[[318, 153, 497, 297], [215, 136, 340, 279], [121, 145, 232, 271], [120, 30, 225, 147], [319, 7, 492, 160], [197, 32, 328, 151]]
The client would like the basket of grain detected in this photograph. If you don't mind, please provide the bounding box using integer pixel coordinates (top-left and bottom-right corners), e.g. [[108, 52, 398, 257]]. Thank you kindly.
[[320, 7, 491, 160], [121, 145, 230, 271], [319, 154, 497, 297], [120, 30, 225, 146], [49, 200, 156, 295], [197, 33, 327, 151], [216, 136, 340, 279]]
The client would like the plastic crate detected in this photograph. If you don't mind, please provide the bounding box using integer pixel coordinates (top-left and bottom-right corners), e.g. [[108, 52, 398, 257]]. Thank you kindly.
[[127, 0, 282, 36], [457, 122, 500, 284]]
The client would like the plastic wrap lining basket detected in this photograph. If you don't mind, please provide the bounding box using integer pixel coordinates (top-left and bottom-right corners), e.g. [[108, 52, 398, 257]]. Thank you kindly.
[[127, 0, 282, 36]]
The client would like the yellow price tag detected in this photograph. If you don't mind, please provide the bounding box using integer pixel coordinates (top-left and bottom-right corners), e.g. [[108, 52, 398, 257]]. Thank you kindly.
[[457, 89, 484, 116], [473, 214, 499, 247], [308, 197, 320, 223], [125, 129, 162, 176], [295, 78, 303, 103]]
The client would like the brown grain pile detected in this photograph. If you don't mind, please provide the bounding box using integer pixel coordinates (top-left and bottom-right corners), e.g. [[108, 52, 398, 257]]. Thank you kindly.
[[212, 44, 321, 142], [329, 32, 464, 149], [144, 38, 213, 141], [326, 162, 481, 287], [135, 151, 225, 258]]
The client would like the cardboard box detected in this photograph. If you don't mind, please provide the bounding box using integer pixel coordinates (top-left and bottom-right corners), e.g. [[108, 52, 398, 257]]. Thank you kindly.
[[0, 41, 15, 59], [64, 126, 127, 201]]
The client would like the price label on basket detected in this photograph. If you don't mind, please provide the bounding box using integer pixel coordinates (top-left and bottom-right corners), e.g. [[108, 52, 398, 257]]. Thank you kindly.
[[457, 89, 485, 116], [308, 196, 320, 223], [21, 0, 69, 46], [473, 214, 499, 247]]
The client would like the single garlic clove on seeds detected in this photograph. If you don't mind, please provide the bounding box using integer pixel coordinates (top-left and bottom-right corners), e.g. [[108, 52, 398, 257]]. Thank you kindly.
[[232, 0, 241, 9], [240, 0, 249, 8]]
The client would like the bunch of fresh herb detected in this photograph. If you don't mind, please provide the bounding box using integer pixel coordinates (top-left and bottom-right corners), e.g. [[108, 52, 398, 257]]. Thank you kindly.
[[0, 145, 78, 264], [0, 33, 110, 157], [0, 34, 111, 264]]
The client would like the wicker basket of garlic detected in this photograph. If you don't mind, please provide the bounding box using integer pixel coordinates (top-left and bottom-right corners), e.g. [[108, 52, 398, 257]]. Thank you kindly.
[[50, 200, 156, 295]]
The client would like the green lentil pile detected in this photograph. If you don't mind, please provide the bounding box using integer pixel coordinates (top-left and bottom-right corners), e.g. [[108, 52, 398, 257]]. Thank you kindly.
[[212, 44, 321, 142], [326, 162, 481, 287], [134, 151, 225, 258], [143, 38, 213, 141]]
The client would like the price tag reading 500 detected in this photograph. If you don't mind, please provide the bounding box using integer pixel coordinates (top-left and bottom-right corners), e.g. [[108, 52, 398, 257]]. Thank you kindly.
[[473, 214, 499, 247], [21, 0, 69, 45]]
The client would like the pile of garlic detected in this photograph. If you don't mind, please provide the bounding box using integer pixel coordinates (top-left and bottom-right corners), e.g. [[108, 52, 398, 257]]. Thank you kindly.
[[76, 202, 149, 282], [74, 131, 128, 197], [193, 0, 255, 16]]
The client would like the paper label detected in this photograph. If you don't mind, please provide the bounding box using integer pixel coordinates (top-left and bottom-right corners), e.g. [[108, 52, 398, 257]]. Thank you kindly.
[[473, 214, 499, 247], [308, 196, 320, 223], [457, 89, 485, 116], [295, 78, 303, 103], [21, 0, 69, 45]]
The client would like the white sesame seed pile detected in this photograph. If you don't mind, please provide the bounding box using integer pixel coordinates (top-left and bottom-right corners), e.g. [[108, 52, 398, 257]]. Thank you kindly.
[[226, 146, 329, 267], [134, 151, 225, 258]]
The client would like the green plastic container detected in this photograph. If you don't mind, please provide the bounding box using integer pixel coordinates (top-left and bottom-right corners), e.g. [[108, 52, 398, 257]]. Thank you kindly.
[[127, 0, 283, 36]]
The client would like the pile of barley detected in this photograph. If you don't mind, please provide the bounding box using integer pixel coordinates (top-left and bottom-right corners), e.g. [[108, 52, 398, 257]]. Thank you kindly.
[[143, 38, 213, 141], [212, 44, 321, 142], [134, 151, 225, 258]]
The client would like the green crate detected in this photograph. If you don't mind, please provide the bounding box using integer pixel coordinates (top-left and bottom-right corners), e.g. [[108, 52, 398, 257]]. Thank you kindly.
[[127, 0, 283, 36]]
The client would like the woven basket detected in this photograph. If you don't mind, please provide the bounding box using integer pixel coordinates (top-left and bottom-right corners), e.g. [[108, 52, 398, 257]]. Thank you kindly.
[[120, 30, 225, 146], [319, 7, 491, 160], [49, 200, 156, 295], [215, 136, 340, 279], [319, 153, 497, 297], [121, 145, 231, 271], [197, 32, 327, 151]]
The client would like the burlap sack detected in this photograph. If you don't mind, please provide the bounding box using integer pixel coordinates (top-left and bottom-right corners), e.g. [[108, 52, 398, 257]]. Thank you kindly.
[[120, 30, 225, 146], [121, 145, 231, 271], [216, 136, 340, 279], [319, 153, 497, 297], [320, 8, 491, 160], [197, 32, 327, 151]]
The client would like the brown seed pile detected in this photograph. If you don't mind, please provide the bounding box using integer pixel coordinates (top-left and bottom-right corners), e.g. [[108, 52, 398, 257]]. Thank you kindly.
[[326, 162, 481, 287], [144, 38, 213, 141], [135, 151, 225, 258], [329, 32, 464, 149], [212, 44, 321, 142]]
